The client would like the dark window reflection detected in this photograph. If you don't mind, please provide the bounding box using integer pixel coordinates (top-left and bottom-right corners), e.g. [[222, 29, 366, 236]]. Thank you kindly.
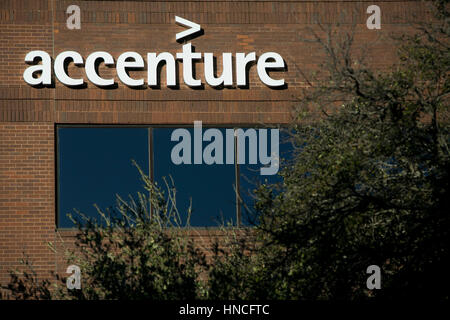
[[57, 126, 294, 229], [239, 128, 294, 226], [57, 127, 149, 228], [152, 127, 237, 227]]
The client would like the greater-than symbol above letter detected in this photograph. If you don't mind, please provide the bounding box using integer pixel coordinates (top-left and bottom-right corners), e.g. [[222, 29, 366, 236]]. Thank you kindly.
[[66, 5, 81, 30], [175, 16, 202, 41]]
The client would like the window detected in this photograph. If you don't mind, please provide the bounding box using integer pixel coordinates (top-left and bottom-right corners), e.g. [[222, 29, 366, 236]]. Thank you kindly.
[[238, 129, 295, 225], [57, 127, 149, 228], [56, 125, 293, 228]]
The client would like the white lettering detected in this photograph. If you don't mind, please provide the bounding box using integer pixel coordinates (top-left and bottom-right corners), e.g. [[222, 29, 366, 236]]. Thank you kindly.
[[23, 50, 286, 89], [23, 50, 52, 86], [85, 51, 115, 87], [148, 52, 177, 87], [117, 52, 144, 87], [176, 43, 202, 87], [204, 52, 233, 86], [54, 51, 84, 86], [257, 52, 285, 87], [236, 52, 256, 87]]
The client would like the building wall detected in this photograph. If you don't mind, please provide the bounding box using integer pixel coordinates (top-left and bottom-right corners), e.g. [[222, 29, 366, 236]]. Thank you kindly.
[[0, 0, 430, 285]]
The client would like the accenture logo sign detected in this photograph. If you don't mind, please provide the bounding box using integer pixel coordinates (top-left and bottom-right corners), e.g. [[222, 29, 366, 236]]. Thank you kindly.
[[23, 16, 286, 89]]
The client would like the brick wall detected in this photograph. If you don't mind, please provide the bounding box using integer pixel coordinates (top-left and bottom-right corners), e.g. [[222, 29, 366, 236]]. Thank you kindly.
[[0, 0, 431, 286], [0, 123, 54, 285]]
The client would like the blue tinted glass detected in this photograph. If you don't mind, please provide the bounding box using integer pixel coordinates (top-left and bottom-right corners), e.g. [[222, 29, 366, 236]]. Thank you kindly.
[[153, 127, 236, 227], [239, 128, 294, 225], [58, 127, 149, 228]]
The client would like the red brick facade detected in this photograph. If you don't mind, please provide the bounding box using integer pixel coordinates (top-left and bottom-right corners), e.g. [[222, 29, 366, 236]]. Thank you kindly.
[[0, 0, 431, 285]]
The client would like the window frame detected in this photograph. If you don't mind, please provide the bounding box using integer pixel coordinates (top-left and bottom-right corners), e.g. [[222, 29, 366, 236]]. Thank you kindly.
[[55, 123, 287, 230]]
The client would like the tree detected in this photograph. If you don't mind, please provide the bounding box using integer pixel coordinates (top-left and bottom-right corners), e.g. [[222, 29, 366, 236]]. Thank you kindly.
[[0, 253, 52, 300], [64, 163, 211, 300], [208, 1, 449, 300], [2, 162, 209, 300]]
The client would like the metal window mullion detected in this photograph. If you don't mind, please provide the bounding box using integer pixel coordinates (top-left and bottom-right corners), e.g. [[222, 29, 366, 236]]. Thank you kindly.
[[148, 127, 153, 219], [234, 128, 241, 228]]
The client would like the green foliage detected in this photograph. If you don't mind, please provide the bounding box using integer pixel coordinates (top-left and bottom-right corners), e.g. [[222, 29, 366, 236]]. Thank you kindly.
[[207, 230, 302, 300], [61, 163, 208, 299], [0, 253, 52, 300], [225, 1, 449, 300], [2, 163, 209, 300]]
